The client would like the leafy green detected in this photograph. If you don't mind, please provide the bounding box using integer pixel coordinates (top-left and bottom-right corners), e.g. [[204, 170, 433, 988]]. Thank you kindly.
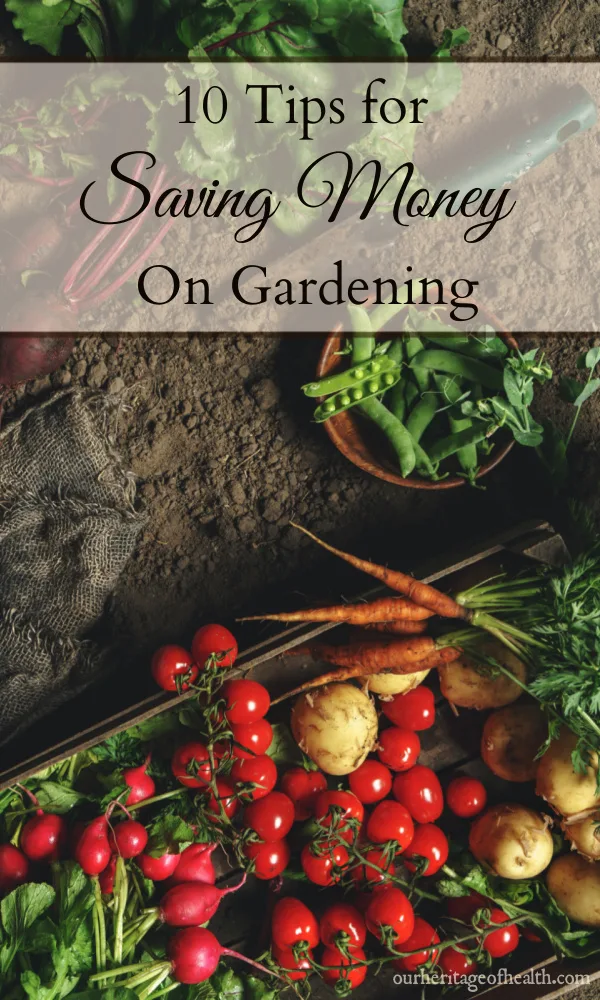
[[145, 811, 195, 857], [539, 347, 600, 490], [432, 26, 470, 59], [265, 722, 302, 768]]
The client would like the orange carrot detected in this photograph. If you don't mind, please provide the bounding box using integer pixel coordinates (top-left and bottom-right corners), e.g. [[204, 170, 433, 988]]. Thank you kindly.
[[363, 620, 429, 635], [291, 523, 470, 620], [303, 635, 437, 671], [271, 646, 460, 704], [239, 596, 432, 625]]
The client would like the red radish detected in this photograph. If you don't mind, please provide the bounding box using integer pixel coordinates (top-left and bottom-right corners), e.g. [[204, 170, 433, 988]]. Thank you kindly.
[[172, 743, 212, 788], [75, 816, 111, 876], [20, 811, 67, 863], [170, 843, 217, 885], [109, 819, 148, 859], [123, 755, 155, 806], [168, 926, 273, 984], [153, 874, 247, 927], [151, 645, 198, 693], [99, 856, 117, 895], [138, 852, 181, 882], [0, 844, 29, 894]]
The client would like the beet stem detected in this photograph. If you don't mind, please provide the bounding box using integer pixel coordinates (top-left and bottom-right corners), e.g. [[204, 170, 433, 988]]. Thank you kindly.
[[68, 164, 168, 304], [222, 948, 278, 978], [61, 154, 147, 297]]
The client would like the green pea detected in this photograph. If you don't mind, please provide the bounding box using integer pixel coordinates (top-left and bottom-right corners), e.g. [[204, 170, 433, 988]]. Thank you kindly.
[[324, 399, 336, 413], [367, 380, 379, 393], [370, 360, 381, 374], [339, 393, 351, 407], [353, 368, 365, 380], [352, 387, 364, 401], [383, 372, 395, 387]]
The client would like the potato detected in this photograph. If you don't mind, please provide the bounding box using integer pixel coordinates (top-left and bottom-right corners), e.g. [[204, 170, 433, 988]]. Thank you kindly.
[[290, 682, 378, 776], [438, 640, 526, 710], [547, 853, 600, 927], [362, 669, 430, 697], [563, 813, 600, 861], [536, 728, 600, 818], [481, 703, 547, 782], [469, 803, 554, 879]]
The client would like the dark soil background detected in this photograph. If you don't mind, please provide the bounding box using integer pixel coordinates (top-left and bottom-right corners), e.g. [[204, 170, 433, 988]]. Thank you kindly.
[[2, 0, 599, 662]]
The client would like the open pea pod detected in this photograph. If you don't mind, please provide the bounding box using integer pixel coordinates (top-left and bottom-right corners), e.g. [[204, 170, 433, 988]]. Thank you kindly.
[[302, 355, 401, 398], [313, 367, 402, 422]]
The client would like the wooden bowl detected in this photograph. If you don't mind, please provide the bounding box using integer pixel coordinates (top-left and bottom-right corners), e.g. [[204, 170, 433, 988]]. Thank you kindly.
[[316, 310, 516, 491]]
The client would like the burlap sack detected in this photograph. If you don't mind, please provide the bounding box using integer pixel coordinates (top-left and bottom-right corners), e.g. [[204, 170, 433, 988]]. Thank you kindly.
[[0, 389, 146, 743]]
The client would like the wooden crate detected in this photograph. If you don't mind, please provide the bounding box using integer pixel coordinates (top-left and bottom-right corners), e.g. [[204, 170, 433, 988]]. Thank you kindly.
[[1, 518, 591, 999]]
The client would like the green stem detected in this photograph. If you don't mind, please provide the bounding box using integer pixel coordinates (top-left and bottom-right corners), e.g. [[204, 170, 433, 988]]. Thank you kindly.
[[90, 961, 165, 982], [114, 857, 128, 965], [128, 789, 186, 811], [151, 985, 180, 998], [139, 968, 171, 998], [123, 912, 158, 959]]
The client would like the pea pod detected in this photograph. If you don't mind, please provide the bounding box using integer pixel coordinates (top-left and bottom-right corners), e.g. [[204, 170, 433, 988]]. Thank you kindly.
[[386, 379, 406, 422], [429, 423, 499, 464], [406, 393, 438, 444], [349, 305, 375, 364], [410, 350, 504, 391], [426, 333, 508, 360], [313, 368, 401, 422], [433, 374, 477, 477], [359, 397, 416, 478], [302, 356, 401, 398], [405, 336, 429, 392], [386, 339, 405, 366]]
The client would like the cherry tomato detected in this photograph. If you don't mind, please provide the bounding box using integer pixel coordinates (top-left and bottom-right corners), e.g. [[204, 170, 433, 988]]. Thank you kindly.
[[271, 897, 319, 952], [381, 686, 435, 731], [171, 742, 212, 788], [438, 946, 477, 978], [244, 838, 290, 880], [191, 624, 238, 669], [392, 917, 440, 972], [244, 791, 294, 841], [272, 944, 313, 981], [377, 727, 421, 771], [301, 841, 349, 886], [280, 767, 327, 821], [392, 765, 444, 824], [321, 946, 367, 990], [447, 891, 489, 923], [403, 823, 449, 877], [230, 719, 273, 759], [313, 790, 364, 842], [151, 645, 198, 692], [350, 847, 395, 887], [366, 800, 414, 852], [482, 908, 520, 958], [320, 902, 366, 950], [230, 754, 277, 801], [522, 927, 543, 944], [446, 776, 487, 819], [349, 760, 392, 804], [204, 779, 238, 820], [221, 679, 270, 724], [365, 885, 414, 945]]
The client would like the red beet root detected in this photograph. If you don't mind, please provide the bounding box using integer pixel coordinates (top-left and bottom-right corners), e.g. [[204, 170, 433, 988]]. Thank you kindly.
[[0, 844, 29, 894], [110, 819, 148, 860], [20, 812, 66, 863], [123, 755, 155, 806], [169, 843, 217, 885], [0, 310, 73, 385], [75, 816, 111, 876]]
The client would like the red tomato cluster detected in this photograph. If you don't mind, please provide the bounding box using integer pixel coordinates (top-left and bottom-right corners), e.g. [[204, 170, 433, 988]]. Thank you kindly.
[[151, 623, 238, 694]]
